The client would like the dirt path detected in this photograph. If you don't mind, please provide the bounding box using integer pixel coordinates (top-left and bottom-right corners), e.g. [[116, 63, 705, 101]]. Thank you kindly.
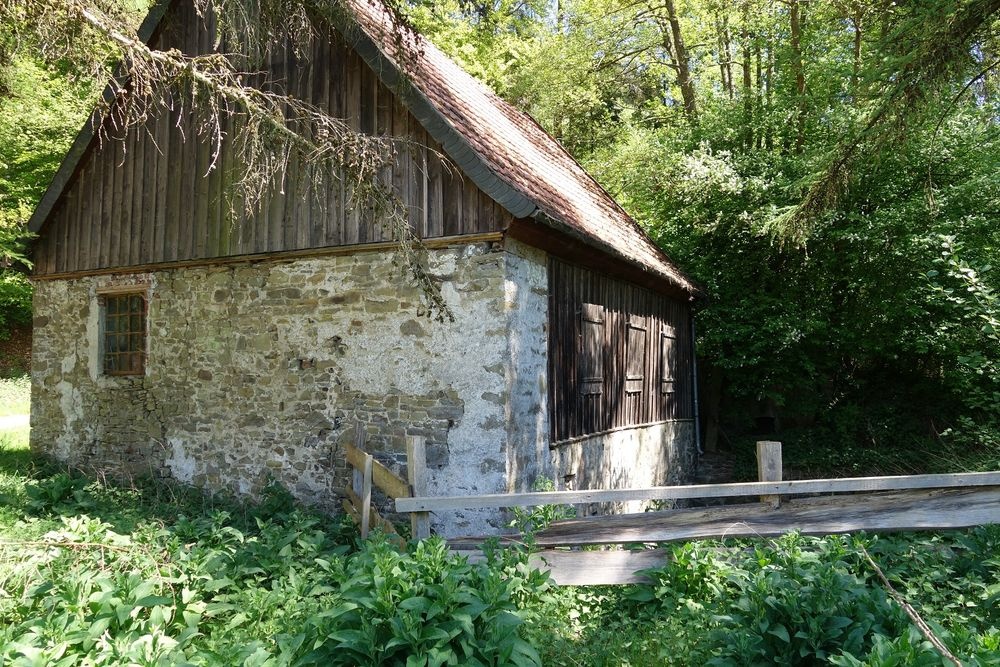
[[0, 414, 29, 430]]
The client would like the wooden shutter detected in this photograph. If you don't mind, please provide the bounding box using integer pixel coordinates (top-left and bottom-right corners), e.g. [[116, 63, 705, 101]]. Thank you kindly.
[[626, 317, 647, 394], [579, 303, 604, 396], [660, 325, 677, 394]]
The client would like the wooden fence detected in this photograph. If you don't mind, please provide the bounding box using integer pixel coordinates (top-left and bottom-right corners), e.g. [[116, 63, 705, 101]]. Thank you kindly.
[[394, 441, 1000, 585], [343, 430, 430, 543]]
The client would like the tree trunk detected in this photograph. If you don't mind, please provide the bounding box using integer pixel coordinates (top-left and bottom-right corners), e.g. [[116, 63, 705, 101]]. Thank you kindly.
[[661, 0, 698, 122], [851, 14, 863, 91], [790, 0, 807, 153], [765, 34, 775, 150], [755, 41, 763, 148], [741, 2, 753, 147], [716, 12, 734, 98]]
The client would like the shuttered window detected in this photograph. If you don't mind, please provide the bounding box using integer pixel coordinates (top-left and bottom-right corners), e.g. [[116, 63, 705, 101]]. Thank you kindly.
[[579, 303, 604, 396], [626, 318, 647, 394], [660, 326, 677, 394]]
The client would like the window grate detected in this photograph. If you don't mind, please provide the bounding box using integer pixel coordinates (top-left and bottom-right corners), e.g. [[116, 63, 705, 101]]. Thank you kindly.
[[103, 293, 146, 376]]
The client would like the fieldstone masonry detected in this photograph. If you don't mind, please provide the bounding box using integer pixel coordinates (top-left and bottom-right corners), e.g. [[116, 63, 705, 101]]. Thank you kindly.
[[30, 239, 697, 536], [32, 243, 515, 533]]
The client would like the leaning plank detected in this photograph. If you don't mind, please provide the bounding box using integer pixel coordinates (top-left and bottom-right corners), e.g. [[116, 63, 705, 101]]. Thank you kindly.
[[343, 487, 404, 544], [396, 471, 1000, 513], [452, 549, 668, 586], [344, 441, 411, 500], [529, 487, 1000, 547]]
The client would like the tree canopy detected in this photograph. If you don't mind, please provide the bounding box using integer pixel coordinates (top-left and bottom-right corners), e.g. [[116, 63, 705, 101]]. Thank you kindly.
[[408, 0, 1000, 452], [1, 0, 998, 452]]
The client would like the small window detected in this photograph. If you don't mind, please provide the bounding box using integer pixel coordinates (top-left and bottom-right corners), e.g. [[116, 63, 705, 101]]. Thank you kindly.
[[660, 326, 677, 394], [102, 292, 147, 376], [626, 317, 647, 394], [579, 303, 604, 396]]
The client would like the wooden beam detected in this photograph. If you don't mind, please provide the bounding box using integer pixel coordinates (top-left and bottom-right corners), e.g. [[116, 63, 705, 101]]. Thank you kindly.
[[32, 232, 504, 281], [406, 435, 431, 540], [344, 487, 405, 547], [360, 453, 373, 539], [529, 487, 1000, 546], [344, 440, 411, 500], [396, 471, 1000, 513], [453, 549, 669, 586], [756, 441, 782, 508]]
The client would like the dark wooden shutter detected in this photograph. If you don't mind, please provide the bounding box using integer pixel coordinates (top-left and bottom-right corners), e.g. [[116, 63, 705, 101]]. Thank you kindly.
[[626, 317, 647, 394], [579, 303, 605, 396], [660, 325, 677, 394]]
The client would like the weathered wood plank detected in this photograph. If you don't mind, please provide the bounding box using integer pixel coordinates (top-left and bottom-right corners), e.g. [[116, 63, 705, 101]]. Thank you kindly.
[[344, 441, 411, 500], [361, 452, 373, 538], [344, 486, 403, 542], [397, 471, 1000, 513], [34, 232, 505, 282], [757, 441, 782, 508], [454, 548, 667, 586], [529, 487, 1000, 547], [406, 435, 431, 540], [130, 125, 146, 265], [141, 122, 157, 264]]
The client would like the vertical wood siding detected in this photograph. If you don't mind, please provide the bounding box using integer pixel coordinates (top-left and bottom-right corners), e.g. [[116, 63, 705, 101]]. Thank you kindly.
[[33, 0, 511, 276], [549, 257, 694, 443]]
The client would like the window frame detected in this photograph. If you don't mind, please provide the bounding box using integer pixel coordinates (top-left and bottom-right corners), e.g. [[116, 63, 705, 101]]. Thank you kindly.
[[98, 288, 148, 377]]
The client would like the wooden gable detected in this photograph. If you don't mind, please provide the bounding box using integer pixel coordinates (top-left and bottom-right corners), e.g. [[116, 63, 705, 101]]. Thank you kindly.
[[32, 0, 511, 278]]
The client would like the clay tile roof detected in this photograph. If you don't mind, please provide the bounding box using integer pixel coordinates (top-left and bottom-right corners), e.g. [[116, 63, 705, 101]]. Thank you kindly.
[[341, 0, 699, 296]]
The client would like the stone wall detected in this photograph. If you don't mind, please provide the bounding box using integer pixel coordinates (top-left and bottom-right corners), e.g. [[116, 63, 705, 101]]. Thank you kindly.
[[550, 421, 697, 513], [31, 243, 512, 534], [30, 238, 697, 536], [503, 240, 551, 493]]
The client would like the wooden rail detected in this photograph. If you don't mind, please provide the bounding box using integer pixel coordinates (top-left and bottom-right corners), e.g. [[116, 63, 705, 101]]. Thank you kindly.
[[394, 441, 1000, 586], [396, 470, 1000, 513]]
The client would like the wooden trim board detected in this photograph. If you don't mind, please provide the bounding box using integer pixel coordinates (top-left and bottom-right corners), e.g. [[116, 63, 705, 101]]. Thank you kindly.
[[521, 487, 1000, 547]]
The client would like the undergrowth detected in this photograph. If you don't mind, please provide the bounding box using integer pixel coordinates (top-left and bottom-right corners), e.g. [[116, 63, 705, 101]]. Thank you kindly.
[[2, 428, 998, 665], [0, 433, 545, 666]]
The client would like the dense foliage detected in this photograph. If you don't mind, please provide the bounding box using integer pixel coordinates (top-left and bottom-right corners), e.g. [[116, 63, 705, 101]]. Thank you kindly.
[[0, 436, 545, 665], [407, 0, 1000, 458], [2, 422, 998, 665]]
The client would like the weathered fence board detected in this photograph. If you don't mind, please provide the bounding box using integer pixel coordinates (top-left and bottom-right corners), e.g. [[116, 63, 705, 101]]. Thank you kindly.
[[527, 487, 1000, 547], [345, 440, 411, 500], [455, 548, 668, 586], [397, 471, 1000, 513]]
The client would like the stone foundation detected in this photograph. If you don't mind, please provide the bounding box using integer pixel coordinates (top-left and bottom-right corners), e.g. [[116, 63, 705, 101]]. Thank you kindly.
[[551, 420, 697, 514]]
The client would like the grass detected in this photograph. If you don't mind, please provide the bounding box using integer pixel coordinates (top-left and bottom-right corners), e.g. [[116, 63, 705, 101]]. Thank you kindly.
[[0, 374, 29, 418]]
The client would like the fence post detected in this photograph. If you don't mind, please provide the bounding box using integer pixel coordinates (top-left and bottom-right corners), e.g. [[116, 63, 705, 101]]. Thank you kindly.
[[756, 441, 782, 509], [406, 435, 431, 540], [360, 453, 373, 538], [351, 427, 365, 501]]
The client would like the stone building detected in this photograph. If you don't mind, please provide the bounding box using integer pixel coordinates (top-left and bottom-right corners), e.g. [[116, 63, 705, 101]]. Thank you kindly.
[[28, 0, 701, 535]]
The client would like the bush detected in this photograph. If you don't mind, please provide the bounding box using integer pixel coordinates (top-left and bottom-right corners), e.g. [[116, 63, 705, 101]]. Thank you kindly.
[[0, 270, 31, 338], [0, 466, 546, 666]]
